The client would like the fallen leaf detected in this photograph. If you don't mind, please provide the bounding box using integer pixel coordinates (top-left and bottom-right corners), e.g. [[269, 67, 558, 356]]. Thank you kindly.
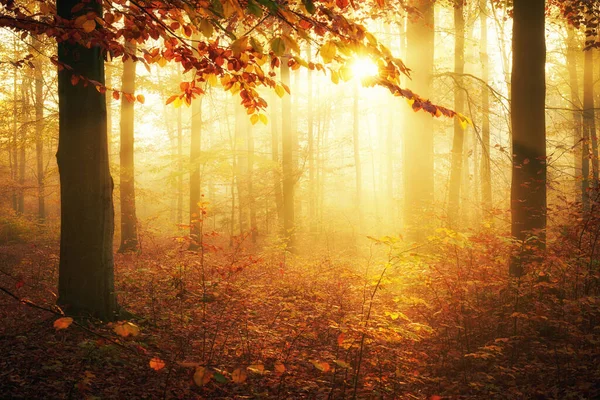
[[53, 317, 73, 331], [149, 357, 165, 371], [193, 366, 212, 386]]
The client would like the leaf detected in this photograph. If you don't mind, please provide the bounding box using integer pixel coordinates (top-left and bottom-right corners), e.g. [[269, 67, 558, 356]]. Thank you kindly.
[[166, 95, 178, 105], [259, 113, 268, 125], [199, 19, 213, 38], [250, 114, 259, 125], [82, 19, 96, 33], [136, 94, 145, 104], [112, 91, 120, 101], [311, 360, 331, 372], [334, 359, 351, 369], [336, 0, 349, 9], [113, 321, 140, 337], [337, 332, 345, 347], [320, 41, 337, 64], [271, 37, 286, 57], [70, 75, 80, 86], [54, 317, 73, 331], [214, 372, 228, 383], [232, 36, 248, 55], [282, 34, 300, 54], [302, 0, 316, 14], [247, 364, 265, 374], [149, 357, 165, 371], [193, 366, 212, 386], [274, 361, 285, 374], [274, 84, 286, 98], [231, 368, 247, 383]]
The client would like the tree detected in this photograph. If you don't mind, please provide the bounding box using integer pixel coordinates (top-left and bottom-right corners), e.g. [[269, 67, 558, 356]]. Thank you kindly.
[[118, 39, 139, 253], [56, 0, 117, 319], [510, 0, 547, 276], [32, 35, 46, 222], [480, 0, 492, 214], [281, 55, 295, 250], [404, 0, 435, 240], [190, 34, 203, 249]]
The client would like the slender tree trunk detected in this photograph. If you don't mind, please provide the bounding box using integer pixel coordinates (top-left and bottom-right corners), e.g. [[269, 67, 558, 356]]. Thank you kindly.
[[281, 56, 295, 249], [248, 120, 257, 242], [56, 0, 117, 319], [18, 74, 28, 215], [235, 103, 247, 235], [405, 0, 435, 240], [190, 88, 202, 249], [177, 84, 183, 225], [33, 35, 45, 222], [353, 81, 364, 232], [583, 45, 598, 195], [270, 90, 284, 225], [567, 26, 583, 201], [510, 0, 547, 276], [118, 41, 138, 253], [11, 39, 19, 213], [480, 0, 492, 214], [448, 0, 465, 227], [308, 46, 316, 233]]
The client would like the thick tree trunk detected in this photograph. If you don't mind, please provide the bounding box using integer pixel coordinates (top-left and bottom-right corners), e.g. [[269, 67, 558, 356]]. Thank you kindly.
[[448, 0, 465, 227], [480, 0, 492, 214], [583, 43, 598, 201], [405, 0, 435, 240], [56, 0, 117, 320], [118, 41, 138, 253], [106, 63, 112, 161], [33, 36, 45, 222], [510, 0, 547, 276], [281, 56, 295, 250]]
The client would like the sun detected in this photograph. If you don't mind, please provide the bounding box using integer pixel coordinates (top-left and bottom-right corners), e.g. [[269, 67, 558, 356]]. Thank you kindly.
[[350, 57, 379, 80]]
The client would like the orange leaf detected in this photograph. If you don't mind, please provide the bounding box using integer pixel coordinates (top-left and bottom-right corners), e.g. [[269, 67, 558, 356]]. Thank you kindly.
[[113, 321, 140, 337], [231, 368, 247, 383], [274, 361, 285, 375], [112, 91, 120, 101], [149, 357, 165, 371], [193, 366, 212, 386], [311, 360, 331, 372], [82, 19, 96, 33], [54, 317, 74, 330], [136, 94, 145, 104], [165, 95, 178, 105], [70, 75, 80, 86]]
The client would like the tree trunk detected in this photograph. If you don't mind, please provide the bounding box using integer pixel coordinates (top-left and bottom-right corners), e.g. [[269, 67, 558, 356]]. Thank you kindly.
[[11, 39, 19, 213], [405, 0, 435, 240], [235, 102, 247, 235], [56, 0, 117, 320], [248, 119, 257, 243], [18, 72, 28, 215], [353, 81, 364, 232], [118, 41, 138, 253], [281, 56, 295, 250], [448, 0, 465, 227], [33, 35, 45, 222], [583, 41, 598, 201], [307, 46, 316, 233], [106, 62, 112, 161], [510, 0, 547, 276], [190, 89, 202, 249], [177, 85, 183, 225], [270, 90, 284, 226], [480, 0, 492, 214], [567, 26, 583, 202]]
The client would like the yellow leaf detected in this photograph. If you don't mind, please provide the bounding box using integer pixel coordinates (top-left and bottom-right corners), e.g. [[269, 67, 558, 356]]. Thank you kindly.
[[157, 57, 167, 68], [339, 65, 353, 82], [82, 19, 96, 33], [320, 41, 337, 64], [247, 364, 265, 374], [274, 84, 286, 98], [193, 366, 212, 386], [330, 70, 339, 84], [250, 114, 259, 125], [274, 361, 285, 374], [149, 358, 165, 371], [334, 359, 351, 369], [53, 317, 73, 331], [311, 360, 331, 372], [173, 97, 183, 108], [259, 114, 268, 125], [113, 321, 140, 337], [199, 19, 213, 38], [231, 368, 247, 383], [282, 34, 300, 54]]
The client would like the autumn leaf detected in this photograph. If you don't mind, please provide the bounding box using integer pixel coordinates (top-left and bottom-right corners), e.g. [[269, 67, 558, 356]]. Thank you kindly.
[[311, 360, 331, 372], [320, 41, 337, 64], [113, 321, 140, 337], [70, 75, 80, 86], [82, 19, 96, 33], [149, 357, 165, 371], [136, 94, 145, 104], [271, 37, 286, 57], [274, 361, 285, 374], [334, 359, 351, 369], [53, 317, 74, 331], [231, 368, 247, 383], [250, 114, 259, 125], [274, 84, 286, 98], [112, 91, 120, 101], [193, 366, 212, 386]]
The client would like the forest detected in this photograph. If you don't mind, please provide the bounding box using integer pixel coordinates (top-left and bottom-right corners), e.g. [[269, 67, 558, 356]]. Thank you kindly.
[[1, 0, 599, 398]]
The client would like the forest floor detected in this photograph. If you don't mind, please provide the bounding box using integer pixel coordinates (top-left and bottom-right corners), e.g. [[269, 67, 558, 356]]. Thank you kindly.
[[1, 228, 599, 399]]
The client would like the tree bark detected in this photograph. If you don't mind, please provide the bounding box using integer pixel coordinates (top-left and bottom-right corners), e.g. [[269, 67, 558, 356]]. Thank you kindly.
[[353, 80, 364, 232], [118, 40, 138, 253], [56, 0, 117, 320], [510, 0, 547, 276], [583, 37, 598, 207], [480, 0, 492, 214], [448, 0, 465, 227], [33, 35, 45, 222], [307, 46, 316, 233], [190, 88, 202, 249], [405, 0, 435, 240], [281, 56, 295, 250]]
